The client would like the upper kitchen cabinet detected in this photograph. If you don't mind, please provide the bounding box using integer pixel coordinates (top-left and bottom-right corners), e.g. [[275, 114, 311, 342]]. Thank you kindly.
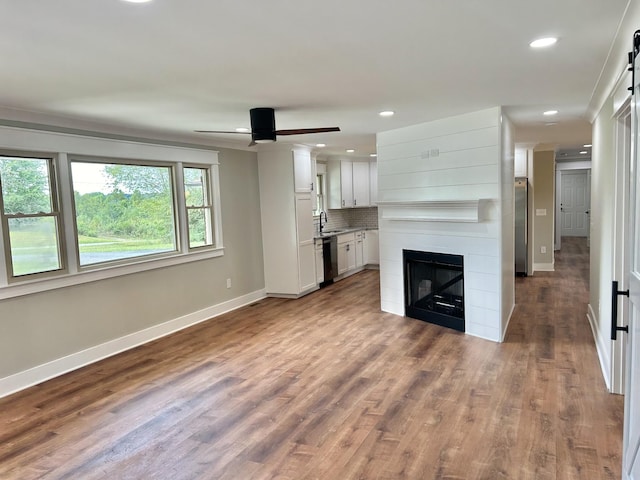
[[352, 161, 370, 207], [293, 148, 313, 193], [327, 158, 376, 209], [258, 144, 317, 297], [328, 159, 353, 208], [369, 161, 378, 204]]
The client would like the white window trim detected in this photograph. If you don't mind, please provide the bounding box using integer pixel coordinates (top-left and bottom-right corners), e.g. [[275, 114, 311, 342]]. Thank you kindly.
[[0, 125, 223, 300]]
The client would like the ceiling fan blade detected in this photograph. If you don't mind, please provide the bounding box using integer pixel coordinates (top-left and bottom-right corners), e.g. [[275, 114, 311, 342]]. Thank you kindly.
[[274, 127, 341, 136], [194, 130, 250, 134]]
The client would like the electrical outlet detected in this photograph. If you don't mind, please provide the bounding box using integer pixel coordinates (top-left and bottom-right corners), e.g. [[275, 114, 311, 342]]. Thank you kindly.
[[540, 246, 547, 254], [226, 278, 232, 289]]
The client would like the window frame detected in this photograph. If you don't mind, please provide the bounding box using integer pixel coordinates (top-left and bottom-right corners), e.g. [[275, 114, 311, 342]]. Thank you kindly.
[[0, 150, 68, 281], [68, 155, 182, 270], [183, 164, 215, 251], [0, 126, 223, 300]]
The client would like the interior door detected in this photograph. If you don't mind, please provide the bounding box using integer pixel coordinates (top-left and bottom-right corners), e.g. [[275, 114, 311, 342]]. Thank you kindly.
[[560, 170, 590, 237], [623, 33, 640, 479]]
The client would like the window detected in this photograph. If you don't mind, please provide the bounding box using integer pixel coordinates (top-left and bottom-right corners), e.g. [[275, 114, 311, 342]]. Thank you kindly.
[[71, 160, 177, 266], [0, 126, 222, 296], [0, 153, 64, 278], [184, 166, 214, 249], [314, 173, 326, 215]]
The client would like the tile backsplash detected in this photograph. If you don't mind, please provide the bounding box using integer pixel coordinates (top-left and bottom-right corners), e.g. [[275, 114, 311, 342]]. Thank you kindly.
[[314, 207, 378, 233]]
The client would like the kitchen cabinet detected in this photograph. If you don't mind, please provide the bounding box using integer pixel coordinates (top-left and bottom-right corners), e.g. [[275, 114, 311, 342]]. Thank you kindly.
[[328, 160, 353, 208], [355, 231, 364, 267], [297, 195, 317, 293], [364, 229, 379, 265], [293, 148, 312, 193], [327, 158, 375, 209], [314, 238, 324, 285], [352, 161, 370, 207], [369, 161, 378, 205], [258, 144, 317, 297], [337, 232, 356, 275]]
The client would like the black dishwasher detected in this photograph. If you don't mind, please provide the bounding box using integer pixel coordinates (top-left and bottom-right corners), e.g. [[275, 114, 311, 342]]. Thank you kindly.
[[321, 236, 338, 287]]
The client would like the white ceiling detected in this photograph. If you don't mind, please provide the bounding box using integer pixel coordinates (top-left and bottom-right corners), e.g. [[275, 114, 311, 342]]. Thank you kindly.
[[0, 0, 630, 158]]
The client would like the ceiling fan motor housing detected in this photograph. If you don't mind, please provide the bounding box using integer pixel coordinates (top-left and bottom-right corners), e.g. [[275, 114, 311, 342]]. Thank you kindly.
[[250, 107, 277, 143]]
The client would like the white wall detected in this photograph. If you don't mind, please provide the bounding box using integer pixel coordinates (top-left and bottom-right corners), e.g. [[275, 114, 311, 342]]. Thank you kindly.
[[585, 0, 640, 391], [589, 97, 616, 388], [500, 114, 515, 338], [377, 107, 513, 342]]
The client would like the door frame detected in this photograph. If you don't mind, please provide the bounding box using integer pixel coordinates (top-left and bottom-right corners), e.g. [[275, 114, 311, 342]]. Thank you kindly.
[[554, 162, 592, 251], [612, 100, 632, 395]]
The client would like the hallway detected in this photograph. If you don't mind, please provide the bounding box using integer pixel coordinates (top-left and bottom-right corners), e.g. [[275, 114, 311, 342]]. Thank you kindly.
[[509, 236, 623, 478]]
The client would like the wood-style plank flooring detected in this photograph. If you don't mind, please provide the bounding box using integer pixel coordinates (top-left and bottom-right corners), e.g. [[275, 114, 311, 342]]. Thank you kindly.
[[0, 237, 623, 479]]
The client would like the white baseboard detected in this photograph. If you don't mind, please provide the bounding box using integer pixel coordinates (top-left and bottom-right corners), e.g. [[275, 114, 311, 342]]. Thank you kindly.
[[587, 303, 611, 391], [0, 288, 266, 399], [532, 262, 555, 272]]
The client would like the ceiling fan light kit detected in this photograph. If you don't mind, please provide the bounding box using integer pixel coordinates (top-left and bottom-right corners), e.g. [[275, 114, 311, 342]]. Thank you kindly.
[[250, 108, 277, 144]]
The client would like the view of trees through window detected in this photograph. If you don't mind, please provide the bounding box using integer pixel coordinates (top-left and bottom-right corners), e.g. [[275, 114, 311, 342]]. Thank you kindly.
[[0, 155, 61, 276], [71, 161, 177, 266], [0, 154, 215, 280]]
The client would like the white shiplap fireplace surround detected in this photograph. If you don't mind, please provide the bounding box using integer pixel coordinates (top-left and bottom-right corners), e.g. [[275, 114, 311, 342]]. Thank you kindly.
[[376, 107, 515, 342]]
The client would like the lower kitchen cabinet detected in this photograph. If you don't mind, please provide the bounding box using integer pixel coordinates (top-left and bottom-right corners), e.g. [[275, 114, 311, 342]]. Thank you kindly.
[[364, 229, 379, 265], [355, 231, 364, 268], [337, 232, 356, 275]]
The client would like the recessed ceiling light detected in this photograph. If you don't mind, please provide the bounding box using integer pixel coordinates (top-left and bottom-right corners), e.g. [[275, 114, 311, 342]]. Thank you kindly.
[[235, 127, 250, 133], [379, 111, 395, 117], [369, 153, 377, 158], [583, 144, 592, 148], [316, 143, 326, 148], [346, 149, 355, 153], [580, 150, 588, 154], [530, 37, 557, 48], [543, 110, 558, 116]]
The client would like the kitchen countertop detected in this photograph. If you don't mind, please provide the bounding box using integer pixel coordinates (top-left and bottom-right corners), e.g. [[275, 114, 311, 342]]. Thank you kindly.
[[314, 227, 377, 239]]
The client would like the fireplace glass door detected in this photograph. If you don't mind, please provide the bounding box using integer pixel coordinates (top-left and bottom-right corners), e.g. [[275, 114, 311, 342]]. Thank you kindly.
[[403, 250, 464, 332]]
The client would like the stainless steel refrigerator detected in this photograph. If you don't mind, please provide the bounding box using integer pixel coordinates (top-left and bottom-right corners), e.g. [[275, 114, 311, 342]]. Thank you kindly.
[[515, 177, 528, 276]]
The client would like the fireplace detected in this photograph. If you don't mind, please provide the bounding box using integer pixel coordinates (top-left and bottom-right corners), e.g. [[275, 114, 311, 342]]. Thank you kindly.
[[403, 250, 465, 332]]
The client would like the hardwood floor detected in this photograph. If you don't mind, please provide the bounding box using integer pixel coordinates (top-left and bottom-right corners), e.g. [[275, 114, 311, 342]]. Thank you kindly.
[[0, 237, 623, 479]]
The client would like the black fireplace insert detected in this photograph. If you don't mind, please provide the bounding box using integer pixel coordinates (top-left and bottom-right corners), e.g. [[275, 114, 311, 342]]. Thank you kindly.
[[403, 250, 465, 332]]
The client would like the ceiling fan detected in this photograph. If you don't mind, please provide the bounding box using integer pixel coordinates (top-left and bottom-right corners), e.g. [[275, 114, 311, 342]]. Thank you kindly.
[[195, 107, 340, 146]]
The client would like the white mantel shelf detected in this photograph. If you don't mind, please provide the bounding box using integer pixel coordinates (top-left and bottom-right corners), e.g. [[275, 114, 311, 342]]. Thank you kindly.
[[377, 199, 490, 223]]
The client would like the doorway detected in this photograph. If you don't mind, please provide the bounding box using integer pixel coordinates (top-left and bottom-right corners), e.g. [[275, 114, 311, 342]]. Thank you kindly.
[[560, 170, 590, 237], [555, 165, 592, 252]]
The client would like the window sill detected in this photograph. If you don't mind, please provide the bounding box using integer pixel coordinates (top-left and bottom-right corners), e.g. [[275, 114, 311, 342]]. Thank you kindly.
[[0, 247, 224, 300]]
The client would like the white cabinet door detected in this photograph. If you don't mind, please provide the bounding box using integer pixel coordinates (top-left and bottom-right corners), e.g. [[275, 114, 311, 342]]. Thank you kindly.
[[369, 161, 378, 205], [296, 195, 316, 292], [340, 160, 354, 207], [293, 149, 312, 193], [315, 246, 324, 284], [355, 236, 364, 267], [337, 242, 349, 275], [364, 230, 379, 265], [352, 161, 370, 207], [298, 242, 317, 292], [346, 241, 356, 271]]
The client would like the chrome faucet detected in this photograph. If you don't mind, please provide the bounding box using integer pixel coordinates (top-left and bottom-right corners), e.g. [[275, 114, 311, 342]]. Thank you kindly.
[[319, 211, 328, 233]]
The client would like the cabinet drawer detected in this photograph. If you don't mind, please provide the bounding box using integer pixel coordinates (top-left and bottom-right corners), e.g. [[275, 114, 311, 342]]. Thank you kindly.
[[337, 232, 355, 244]]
